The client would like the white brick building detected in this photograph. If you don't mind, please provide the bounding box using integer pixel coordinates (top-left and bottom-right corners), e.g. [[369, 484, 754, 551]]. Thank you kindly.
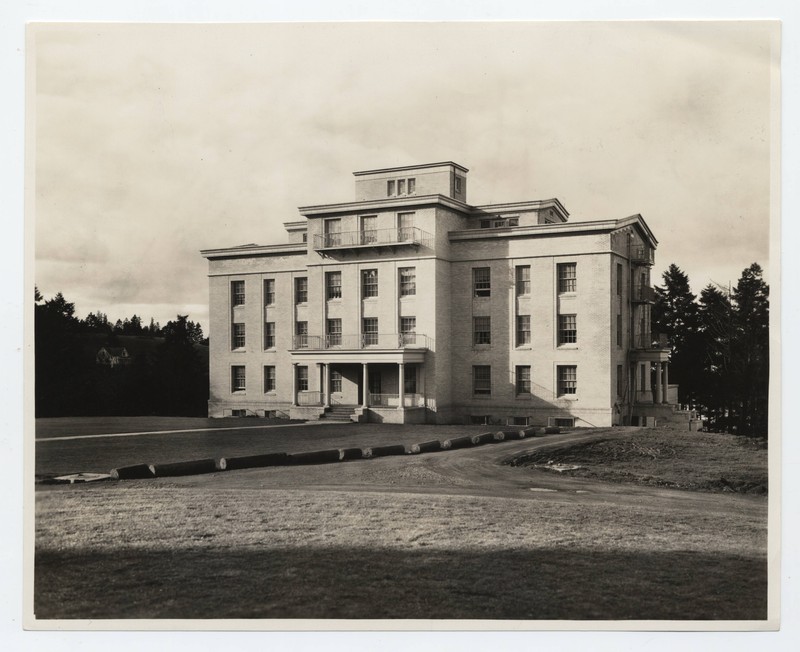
[[201, 162, 673, 426]]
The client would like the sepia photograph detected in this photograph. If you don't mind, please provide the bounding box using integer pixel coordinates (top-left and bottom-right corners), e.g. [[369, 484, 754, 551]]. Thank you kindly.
[[23, 17, 781, 633]]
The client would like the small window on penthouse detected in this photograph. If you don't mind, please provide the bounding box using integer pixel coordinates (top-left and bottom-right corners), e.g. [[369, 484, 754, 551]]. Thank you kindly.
[[407, 178, 416, 194], [397, 179, 406, 195], [387, 180, 395, 196]]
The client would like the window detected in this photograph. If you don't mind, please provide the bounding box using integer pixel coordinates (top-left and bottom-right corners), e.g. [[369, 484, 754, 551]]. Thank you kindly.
[[297, 366, 309, 391], [554, 418, 575, 428], [473, 316, 491, 345], [400, 316, 416, 345], [362, 269, 378, 298], [507, 217, 519, 227], [330, 370, 342, 393], [493, 219, 505, 228], [387, 180, 395, 196], [264, 279, 275, 306], [558, 314, 577, 345], [516, 315, 531, 346], [295, 277, 308, 304], [327, 318, 342, 346], [473, 267, 491, 297], [232, 323, 246, 349], [480, 219, 491, 229], [473, 366, 491, 396], [616, 314, 622, 347], [470, 415, 491, 425], [326, 271, 342, 300], [558, 365, 577, 396], [302, 233, 307, 243], [388, 178, 415, 196], [399, 267, 416, 296], [360, 215, 377, 244], [232, 280, 245, 306], [264, 366, 276, 392], [362, 317, 378, 345], [295, 321, 308, 348], [617, 263, 623, 295], [398, 212, 415, 241], [558, 263, 577, 293], [455, 176, 462, 193], [516, 265, 531, 296], [231, 366, 246, 392], [264, 322, 275, 349], [511, 416, 530, 426], [616, 364, 623, 397], [407, 178, 416, 194], [324, 219, 341, 247], [397, 179, 406, 195], [516, 366, 531, 394]]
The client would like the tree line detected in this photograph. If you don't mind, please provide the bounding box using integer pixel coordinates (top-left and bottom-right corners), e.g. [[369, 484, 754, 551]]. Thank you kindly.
[[652, 262, 769, 437], [35, 289, 209, 417]]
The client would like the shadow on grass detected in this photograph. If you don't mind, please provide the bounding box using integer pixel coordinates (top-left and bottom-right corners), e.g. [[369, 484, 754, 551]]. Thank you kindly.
[[34, 546, 767, 620]]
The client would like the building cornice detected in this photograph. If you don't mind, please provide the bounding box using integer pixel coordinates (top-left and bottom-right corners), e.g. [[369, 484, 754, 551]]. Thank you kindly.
[[200, 242, 306, 260], [353, 161, 469, 176], [614, 214, 659, 248], [298, 194, 472, 217], [449, 219, 620, 242]]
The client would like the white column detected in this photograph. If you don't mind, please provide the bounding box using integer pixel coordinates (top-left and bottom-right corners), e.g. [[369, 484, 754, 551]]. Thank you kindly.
[[419, 365, 426, 408], [323, 363, 331, 408], [662, 361, 669, 404], [654, 362, 662, 404], [362, 363, 369, 408], [398, 362, 405, 409], [291, 363, 298, 406]]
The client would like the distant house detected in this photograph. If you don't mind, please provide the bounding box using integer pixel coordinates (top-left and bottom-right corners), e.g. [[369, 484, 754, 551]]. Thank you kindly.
[[96, 347, 132, 367]]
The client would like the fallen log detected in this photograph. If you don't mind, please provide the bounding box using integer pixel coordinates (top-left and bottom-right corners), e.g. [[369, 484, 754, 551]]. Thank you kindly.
[[110, 463, 155, 480], [148, 459, 219, 477], [415, 439, 445, 453], [221, 452, 289, 471], [339, 447, 365, 461], [367, 444, 407, 458], [443, 435, 474, 450], [544, 426, 561, 435], [471, 431, 501, 445], [496, 429, 526, 441], [287, 449, 343, 465]]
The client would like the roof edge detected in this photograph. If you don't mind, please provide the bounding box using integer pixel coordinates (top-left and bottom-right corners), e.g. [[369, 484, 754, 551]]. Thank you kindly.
[[353, 161, 469, 176]]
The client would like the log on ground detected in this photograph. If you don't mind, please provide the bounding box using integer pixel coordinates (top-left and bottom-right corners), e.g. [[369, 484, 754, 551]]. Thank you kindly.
[[471, 432, 501, 445], [221, 452, 289, 471], [444, 435, 474, 450], [288, 449, 344, 465], [339, 447, 365, 461], [368, 444, 408, 458], [496, 429, 526, 441], [109, 464, 155, 480], [148, 459, 219, 477], [415, 439, 445, 453]]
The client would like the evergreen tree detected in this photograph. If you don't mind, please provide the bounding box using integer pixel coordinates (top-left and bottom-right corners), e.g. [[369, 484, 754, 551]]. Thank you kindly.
[[697, 284, 733, 425]]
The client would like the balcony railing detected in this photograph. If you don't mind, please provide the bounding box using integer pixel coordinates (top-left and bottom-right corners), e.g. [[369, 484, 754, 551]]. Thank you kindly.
[[313, 227, 433, 251], [296, 391, 323, 406], [368, 393, 424, 408], [630, 246, 654, 266], [292, 333, 432, 350], [633, 332, 670, 350], [631, 283, 656, 303]]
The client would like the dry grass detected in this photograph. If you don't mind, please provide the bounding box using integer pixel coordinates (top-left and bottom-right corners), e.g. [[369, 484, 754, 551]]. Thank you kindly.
[[508, 430, 768, 494], [34, 482, 767, 620]]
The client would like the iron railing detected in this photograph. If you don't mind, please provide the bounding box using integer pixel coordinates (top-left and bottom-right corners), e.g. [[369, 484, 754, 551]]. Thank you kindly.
[[313, 227, 433, 250], [633, 332, 670, 349], [292, 333, 432, 350]]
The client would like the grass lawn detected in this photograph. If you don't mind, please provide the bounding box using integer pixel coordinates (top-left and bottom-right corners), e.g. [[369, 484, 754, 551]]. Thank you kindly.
[[33, 420, 769, 621]]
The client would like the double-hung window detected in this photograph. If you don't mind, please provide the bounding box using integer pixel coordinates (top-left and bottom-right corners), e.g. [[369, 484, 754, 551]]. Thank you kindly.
[[264, 366, 276, 392], [473, 316, 491, 345], [516, 315, 531, 346], [473, 366, 491, 396], [264, 322, 276, 349], [362, 317, 378, 346], [327, 318, 342, 346], [324, 218, 342, 247], [558, 314, 577, 345], [516, 366, 531, 395], [232, 280, 245, 306], [330, 370, 342, 393], [398, 212, 415, 241], [399, 267, 416, 296], [263, 279, 275, 306], [516, 265, 530, 296], [231, 366, 246, 392], [297, 366, 309, 392], [295, 321, 308, 348], [232, 323, 245, 349], [326, 271, 342, 300], [558, 263, 577, 293], [400, 316, 416, 345], [473, 267, 491, 297], [295, 277, 308, 304], [362, 269, 378, 298], [361, 215, 377, 244], [558, 366, 577, 396]]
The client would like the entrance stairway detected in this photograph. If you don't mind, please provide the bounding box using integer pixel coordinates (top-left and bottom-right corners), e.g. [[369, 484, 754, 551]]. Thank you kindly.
[[632, 403, 700, 430], [319, 404, 359, 422]]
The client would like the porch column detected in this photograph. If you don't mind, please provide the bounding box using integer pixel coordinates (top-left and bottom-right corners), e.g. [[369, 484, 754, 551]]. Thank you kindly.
[[654, 361, 662, 404], [419, 365, 426, 408], [398, 362, 405, 409], [662, 361, 669, 404], [323, 363, 331, 408], [361, 363, 369, 408], [291, 363, 298, 406]]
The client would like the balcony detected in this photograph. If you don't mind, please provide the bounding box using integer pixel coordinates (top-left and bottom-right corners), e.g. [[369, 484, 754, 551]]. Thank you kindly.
[[631, 283, 657, 303], [313, 227, 433, 253], [293, 333, 432, 351], [630, 246, 654, 266], [633, 332, 670, 350]]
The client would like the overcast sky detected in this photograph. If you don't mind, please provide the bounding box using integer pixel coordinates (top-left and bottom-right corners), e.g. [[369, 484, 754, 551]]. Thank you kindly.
[[32, 21, 777, 335]]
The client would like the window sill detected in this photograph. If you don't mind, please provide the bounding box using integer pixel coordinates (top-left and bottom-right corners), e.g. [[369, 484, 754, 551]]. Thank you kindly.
[[231, 391, 246, 395], [472, 394, 492, 400], [557, 395, 578, 401], [557, 344, 578, 350], [515, 345, 532, 350], [231, 348, 247, 352]]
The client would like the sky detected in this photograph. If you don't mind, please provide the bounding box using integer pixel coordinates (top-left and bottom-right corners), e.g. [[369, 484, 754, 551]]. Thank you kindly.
[[32, 21, 777, 335]]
